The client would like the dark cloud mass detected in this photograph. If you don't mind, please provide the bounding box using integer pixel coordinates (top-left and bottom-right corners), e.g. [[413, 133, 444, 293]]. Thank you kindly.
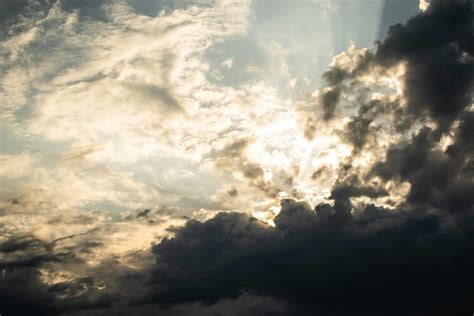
[[376, 0, 474, 133], [0, 234, 116, 315], [0, 236, 60, 315], [371, 125, 474, 213], [149, 200, 474, 315]]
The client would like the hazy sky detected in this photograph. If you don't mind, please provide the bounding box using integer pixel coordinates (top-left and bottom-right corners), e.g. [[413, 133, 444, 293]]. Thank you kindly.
[[1, 0, 473, 315]]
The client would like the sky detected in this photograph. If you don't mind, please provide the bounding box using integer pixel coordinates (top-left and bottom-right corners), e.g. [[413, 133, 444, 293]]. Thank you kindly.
[[0, 0, 473, 315]]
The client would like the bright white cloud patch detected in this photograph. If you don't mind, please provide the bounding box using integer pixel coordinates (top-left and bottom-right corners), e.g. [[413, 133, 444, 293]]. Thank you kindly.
[[419, 0, 430, 11]]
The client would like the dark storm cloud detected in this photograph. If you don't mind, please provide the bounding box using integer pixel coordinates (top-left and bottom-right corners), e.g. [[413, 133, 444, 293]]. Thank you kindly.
[[146, 198, 474, 315], [0, 236, 64, 315], [320, 87, 341, 120], [330, 177, 388, 205], [371, 122, 473, 213], [376, 0, 474, 133], [0, 232, 115, 315], [340, 99, 388, 151], [327, 0, 474, 214], [317, 0, 474, 135]]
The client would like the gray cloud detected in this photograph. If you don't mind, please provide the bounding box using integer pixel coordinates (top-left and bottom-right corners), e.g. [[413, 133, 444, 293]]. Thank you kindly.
[[376, 0, 474, 133], [146, 198, 474, 315]]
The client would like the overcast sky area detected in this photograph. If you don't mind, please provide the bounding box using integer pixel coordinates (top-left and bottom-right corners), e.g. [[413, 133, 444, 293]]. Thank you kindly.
[[0, 0, 473, 315]]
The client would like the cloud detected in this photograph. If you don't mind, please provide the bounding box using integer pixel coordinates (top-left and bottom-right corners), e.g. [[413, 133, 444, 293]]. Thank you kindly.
[[419, 0, 430, 11], [0, 0, 473, 314], [296, 0, 474, 212], [147, 198, 474, 315], [371, 125, 473, 213], [0, 201, 188, 314], [376, 0, 474, 133], [0, 234, 74, 315], [1, 0, 309, 220], [304, 0, 473, 137], [135, 1, 474, 314], [0, 0, 256, 216]]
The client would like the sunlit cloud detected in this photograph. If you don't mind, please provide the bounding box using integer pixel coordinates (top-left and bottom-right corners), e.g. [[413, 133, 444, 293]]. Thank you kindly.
[[419, 0, 430, 11], [1, 0, 473, 314]]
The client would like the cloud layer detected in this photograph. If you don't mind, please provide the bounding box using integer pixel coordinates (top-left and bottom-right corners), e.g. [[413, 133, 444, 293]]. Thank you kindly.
[[0, 0, 473, 315]]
